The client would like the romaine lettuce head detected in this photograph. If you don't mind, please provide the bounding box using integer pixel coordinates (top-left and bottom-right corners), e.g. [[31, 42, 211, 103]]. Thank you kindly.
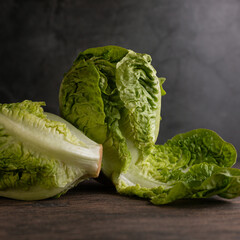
[[59, 45, 240, 204], [0, 100, 102, 200]]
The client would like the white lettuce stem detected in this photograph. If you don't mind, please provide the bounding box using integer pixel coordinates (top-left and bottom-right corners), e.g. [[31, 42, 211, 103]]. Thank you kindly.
[[0, 113, 102, 177]]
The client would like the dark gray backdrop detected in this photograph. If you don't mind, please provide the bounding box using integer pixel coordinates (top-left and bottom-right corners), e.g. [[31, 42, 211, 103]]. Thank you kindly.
[[1, 0, 240, 161]]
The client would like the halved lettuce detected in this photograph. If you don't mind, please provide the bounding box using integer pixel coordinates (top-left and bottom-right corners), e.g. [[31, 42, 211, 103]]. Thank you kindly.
[[59, 45, 240, 204], [0, 100, 102, 200]]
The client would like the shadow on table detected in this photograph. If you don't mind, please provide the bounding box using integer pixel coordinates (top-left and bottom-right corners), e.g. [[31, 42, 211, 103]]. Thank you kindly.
[[74, 179, 234, 209], [160, 197, 233, 209]]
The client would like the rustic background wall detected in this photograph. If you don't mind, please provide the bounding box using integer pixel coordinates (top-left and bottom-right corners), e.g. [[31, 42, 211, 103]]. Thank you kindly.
[[0, 0, 239, 161]]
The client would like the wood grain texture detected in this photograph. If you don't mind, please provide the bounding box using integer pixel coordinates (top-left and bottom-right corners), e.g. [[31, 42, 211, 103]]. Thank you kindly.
[[0, 180, 240, 240]]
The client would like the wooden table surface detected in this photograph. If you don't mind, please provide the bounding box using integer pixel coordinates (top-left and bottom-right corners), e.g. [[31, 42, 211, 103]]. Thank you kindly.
[[1, 179, 240, 240]]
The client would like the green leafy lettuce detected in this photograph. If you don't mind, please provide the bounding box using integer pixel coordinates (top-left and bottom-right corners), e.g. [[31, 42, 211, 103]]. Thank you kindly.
[[0, 100, 102, 200], [59, 45, 240, 204]]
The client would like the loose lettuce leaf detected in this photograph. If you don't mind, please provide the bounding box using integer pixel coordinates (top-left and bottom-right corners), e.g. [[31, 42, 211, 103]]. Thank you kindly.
[[117, 129, 239, 204], [59, 45, 240, 204], [0, 100, 102, 200]]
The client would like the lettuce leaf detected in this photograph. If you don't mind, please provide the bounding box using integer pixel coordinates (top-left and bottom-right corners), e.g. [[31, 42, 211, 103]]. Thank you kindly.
[[0, 100, 102, 200], [59, 45, 240, 204]]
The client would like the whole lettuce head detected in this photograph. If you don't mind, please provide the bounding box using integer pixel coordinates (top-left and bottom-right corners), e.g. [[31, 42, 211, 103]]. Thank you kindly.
[[59, 45, 240, 204], [0, 100, 102, 200]]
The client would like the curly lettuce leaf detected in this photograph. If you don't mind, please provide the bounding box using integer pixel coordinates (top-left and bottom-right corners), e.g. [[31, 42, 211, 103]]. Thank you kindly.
[[59, 45, 128, 144], [117, 129, 239, 204], [0, 100, 102, 200]]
